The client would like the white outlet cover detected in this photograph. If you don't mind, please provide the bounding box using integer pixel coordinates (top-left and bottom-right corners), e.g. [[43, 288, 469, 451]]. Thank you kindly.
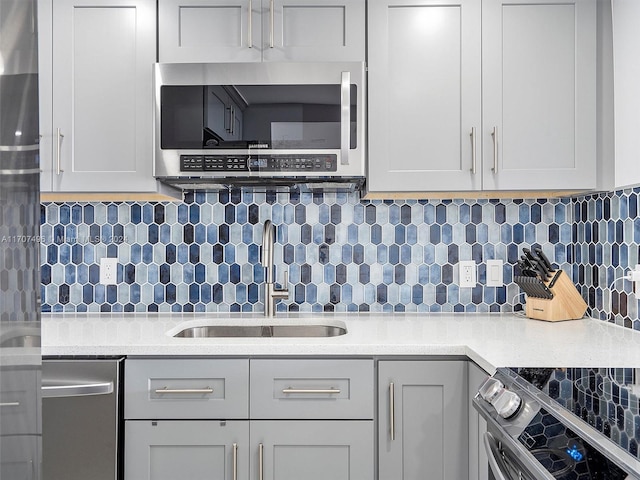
[[99, 257, 118, 285], [459, 260, 476, 288]]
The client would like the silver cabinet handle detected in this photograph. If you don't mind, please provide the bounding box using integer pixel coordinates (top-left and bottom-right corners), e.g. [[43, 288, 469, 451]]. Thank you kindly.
[[340, 71, 351, 166], [470, 127, 477, 174], [248, 0, 252, 48], [232, 443, 238, 480], [154, 387, 214, 394], [230, 106, 235, 136], [491, 126, 498, 173], [0, 402, 20, 407], [269, 0, 274, 48], [259, 443, 264, 480], [42, 381, 113, 398], [282, 388, 340, 394], [56, 128, 64, 175], [389, 382, 395, 441]]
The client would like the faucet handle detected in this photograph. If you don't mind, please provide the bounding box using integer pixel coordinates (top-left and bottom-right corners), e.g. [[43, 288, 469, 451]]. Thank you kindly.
[[281, 270, 289, 291]]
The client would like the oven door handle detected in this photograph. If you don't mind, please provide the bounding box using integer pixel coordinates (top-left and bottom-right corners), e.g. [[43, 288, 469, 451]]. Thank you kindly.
[[483, 432, 515, 480], [482, 427, 556, 480]]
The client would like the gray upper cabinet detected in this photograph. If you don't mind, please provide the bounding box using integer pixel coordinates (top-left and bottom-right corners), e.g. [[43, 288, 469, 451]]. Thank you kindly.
[[611, 0, 640, 188], [368, 0, 482, 192], [368, 0, 596, 193], [38, 0, 158, 193], [378, 360, 468, 480], [158, 0, 365, 63], [481, 0, 596, 191]]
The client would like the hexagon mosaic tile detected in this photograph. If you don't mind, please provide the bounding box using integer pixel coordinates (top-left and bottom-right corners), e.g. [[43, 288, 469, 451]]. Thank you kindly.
[[1, 184, 40, 322], [39, 191, 573, 314], [572, 186, 640, 331]]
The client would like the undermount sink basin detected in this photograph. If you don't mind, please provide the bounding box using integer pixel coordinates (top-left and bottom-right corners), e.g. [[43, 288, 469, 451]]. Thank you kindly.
[[172, 323, 347, 338]]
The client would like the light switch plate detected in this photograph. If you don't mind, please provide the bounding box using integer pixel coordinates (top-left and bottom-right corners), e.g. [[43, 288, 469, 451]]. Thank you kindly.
[[486, 259, 503, 287]]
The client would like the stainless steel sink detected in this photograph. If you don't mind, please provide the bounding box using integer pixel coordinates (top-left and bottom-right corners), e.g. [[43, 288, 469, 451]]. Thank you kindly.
[[173, 324, 347, 338]]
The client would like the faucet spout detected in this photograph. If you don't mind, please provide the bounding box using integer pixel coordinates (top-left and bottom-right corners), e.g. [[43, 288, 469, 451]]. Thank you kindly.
[[261, 220, 289, 317], [262, 219, 275, 283]]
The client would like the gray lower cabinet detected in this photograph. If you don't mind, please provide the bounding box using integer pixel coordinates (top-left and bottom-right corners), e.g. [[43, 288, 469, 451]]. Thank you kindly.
[[378, 360, 468, 480], [124, 358, 374, 480], [251, 421, 374, 480], [125, 420, 249, 480], [468, 362, 489, 480]]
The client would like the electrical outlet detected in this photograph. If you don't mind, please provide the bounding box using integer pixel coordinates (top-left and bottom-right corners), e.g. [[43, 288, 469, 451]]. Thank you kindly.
[[634, 264, 640, 294], [486, 259, 504, 287], [459, 260, 476, 288], [99, 258, 118, 285]]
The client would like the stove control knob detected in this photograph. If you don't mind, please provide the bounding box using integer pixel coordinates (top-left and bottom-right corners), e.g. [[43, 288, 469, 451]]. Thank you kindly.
[[478, 377, 504, 403], [492, 389, 522, 419]]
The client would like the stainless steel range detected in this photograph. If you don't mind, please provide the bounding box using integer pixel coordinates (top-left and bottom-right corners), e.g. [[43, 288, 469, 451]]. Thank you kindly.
[[474, 368, 640, 479]]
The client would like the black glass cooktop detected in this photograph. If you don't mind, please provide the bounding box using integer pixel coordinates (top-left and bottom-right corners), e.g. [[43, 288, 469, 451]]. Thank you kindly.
[[510, 367, 640, 477]]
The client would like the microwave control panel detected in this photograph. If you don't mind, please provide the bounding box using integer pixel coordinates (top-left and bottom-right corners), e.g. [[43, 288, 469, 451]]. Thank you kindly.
[[180, 154, 337, 173]]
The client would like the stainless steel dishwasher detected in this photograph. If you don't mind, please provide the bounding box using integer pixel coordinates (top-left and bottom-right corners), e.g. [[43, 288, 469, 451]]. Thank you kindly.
[[42, 358, 123, 480]]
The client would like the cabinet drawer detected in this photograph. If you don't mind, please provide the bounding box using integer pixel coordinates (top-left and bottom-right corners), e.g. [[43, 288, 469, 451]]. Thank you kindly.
[[0, 369, 38, 435], [250, 359, 374, 419], [125, 359, 249, 419]]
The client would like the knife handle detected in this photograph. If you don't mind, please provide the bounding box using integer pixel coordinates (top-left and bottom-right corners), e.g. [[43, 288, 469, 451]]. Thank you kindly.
[[533, 247, 554, 272]]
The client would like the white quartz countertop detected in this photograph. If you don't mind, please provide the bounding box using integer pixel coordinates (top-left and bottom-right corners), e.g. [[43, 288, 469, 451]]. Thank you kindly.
[[41, 313, 640, 373]]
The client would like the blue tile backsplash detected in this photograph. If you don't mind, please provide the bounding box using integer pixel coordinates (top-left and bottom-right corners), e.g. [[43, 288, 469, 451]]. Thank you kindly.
[[39, 186, 640, 331], [573, 187, 640, 331], [40, 191, 573, 314]]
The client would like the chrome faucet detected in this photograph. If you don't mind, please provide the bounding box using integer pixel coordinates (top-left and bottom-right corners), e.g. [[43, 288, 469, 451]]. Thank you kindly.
[[261, 220, 289, 317]]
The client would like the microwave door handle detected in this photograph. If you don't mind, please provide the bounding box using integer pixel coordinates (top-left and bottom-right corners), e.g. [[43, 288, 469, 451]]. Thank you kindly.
[[340, 71, 350, 166]]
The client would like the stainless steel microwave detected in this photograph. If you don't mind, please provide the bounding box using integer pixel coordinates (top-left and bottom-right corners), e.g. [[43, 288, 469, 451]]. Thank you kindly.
[[153, 62, 366, 192]]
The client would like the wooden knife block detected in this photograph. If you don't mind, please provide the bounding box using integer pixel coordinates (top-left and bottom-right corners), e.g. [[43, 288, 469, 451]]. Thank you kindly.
[[525, 270, 588, 322]]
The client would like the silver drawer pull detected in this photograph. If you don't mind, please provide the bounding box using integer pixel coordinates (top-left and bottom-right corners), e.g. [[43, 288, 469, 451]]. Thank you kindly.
[[282, 388, 340, 394], [0, 402, 20, 407], [154, 387, 214, 394]]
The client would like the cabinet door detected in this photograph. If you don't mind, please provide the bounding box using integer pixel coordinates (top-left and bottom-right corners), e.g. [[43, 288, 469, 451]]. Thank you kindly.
[[368, 0, 482, 192], [378, 360, 467, 480], [612, 0, 640, 188], [125, 420, 249, 480], [250, 420, 373, 480], [262, 0, 365, 62], [38, 0, 53, 192], [482, 0, 596, 190], [50, 0, 157, 192], [158, 0, 261, 62], [468, 362, 489, 480]]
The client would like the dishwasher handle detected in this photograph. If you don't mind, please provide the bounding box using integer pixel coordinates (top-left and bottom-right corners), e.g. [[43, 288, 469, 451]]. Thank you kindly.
[[42, 381, 113, 398]]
